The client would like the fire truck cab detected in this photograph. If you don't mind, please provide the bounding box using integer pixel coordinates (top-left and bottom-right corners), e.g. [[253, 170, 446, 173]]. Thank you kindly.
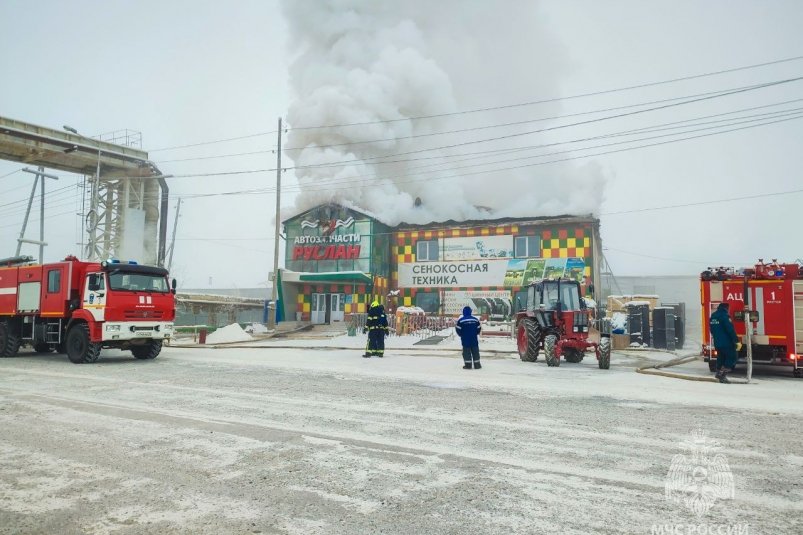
[[0, 255, 176, 363], [700, 259, 803, 377]]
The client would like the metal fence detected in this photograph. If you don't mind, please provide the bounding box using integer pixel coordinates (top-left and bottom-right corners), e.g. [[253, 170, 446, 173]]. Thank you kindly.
[[347, 313, 457, 340]]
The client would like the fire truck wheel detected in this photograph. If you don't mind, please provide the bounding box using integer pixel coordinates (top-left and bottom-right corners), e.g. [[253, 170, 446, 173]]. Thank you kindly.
[[33, 343, 53, 353], [0, 322, 21, 358], [563, 349, 584, 363], [598, 338, 611, 370], [544, 334, 560, 367], [66, 324, 102, 364], [708, 359, 717, 373], [794, 368, 802, 378], [131, 341, 162, 360], [518, 320, 540, 362]]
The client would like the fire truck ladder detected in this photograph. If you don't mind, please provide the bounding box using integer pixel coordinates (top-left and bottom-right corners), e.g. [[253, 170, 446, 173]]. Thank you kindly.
[[45, 320, 62, 345]]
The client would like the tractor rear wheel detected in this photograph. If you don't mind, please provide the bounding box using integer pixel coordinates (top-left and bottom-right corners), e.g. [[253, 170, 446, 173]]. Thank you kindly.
[[0, 321, 21, 358], [517, 319, 540, 362], [131, 341, 162, 360], [66, 323, 101, 364], [544, 334, 560, 367], [598, 337, 611, 369], [563, 349, 584, 363]]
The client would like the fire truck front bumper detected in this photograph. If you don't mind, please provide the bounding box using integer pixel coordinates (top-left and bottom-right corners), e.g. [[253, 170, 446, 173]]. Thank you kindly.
[[102, 322, 174, 342]]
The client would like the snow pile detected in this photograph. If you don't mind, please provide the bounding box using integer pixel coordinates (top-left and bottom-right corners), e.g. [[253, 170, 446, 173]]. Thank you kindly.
[[395, 306, 425, 314], [244, 323, 268, 334], [206, 324, 254, 344], [610, 312, 627, 331]]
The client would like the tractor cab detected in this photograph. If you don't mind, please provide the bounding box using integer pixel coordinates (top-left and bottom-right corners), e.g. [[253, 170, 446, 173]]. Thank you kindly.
[[527, 279, 584, 313]]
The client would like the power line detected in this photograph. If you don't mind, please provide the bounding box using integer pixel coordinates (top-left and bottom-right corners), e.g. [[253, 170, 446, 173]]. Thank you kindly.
[[154, 87, 803, 184], [0, 167, 24, 179], [600, 188, 803, 216], [287, 54, 803, 130], [144, 55, 803, 154], [282, 78, 802, 153], [154, 86, 800, 167], [603, 245, 724, 265], [0, 183, 78, 211], [149, 131, 279, 153], [168, 110, 803, 195]]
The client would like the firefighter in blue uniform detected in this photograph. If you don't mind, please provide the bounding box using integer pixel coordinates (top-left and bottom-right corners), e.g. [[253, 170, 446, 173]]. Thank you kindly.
[[363, 299, 389, 358], [455, 306, 482, 369], [709, 302, 741, 383]]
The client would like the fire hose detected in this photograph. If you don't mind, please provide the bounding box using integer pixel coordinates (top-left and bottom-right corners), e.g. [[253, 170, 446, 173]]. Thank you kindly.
[[636, 354, 750, 384]]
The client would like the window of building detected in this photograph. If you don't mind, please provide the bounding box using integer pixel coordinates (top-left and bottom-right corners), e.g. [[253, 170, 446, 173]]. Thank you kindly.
[[47, 269, 61, 293], [416, 240, 439, 262], [415, 292, 440, 313], [514, 236, 540, 258]]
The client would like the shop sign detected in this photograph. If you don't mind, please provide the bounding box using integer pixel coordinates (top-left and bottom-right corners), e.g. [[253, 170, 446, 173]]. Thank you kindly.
[[291, 245, 361, 261], [398, 257, 586, 288]]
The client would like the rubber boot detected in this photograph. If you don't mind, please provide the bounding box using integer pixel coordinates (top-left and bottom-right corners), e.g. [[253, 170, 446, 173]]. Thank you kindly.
[[463, 363, 472, 369], [473, 361, 481, 369], [718, 368, 731, 384]]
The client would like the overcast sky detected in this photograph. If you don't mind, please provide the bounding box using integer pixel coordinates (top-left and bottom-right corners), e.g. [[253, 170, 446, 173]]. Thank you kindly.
[[1, 0, 802, 289]]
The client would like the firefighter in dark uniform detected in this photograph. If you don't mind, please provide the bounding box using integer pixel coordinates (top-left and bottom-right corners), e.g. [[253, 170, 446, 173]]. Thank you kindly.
[[363, 299, 389, 358], [709, 302, 741, 383]]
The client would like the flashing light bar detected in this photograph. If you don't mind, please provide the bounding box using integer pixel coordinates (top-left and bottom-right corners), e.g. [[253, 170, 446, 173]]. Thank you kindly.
[[101, 258, 139, 267]]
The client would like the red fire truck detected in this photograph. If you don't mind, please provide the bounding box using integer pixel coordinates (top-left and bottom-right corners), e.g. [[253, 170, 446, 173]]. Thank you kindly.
[[0, 255, 176, 363], [700, 259, 803, 377]]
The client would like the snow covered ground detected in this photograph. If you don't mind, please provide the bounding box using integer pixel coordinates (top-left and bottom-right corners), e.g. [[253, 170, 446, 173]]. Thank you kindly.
[[0, 336, 800, 534]]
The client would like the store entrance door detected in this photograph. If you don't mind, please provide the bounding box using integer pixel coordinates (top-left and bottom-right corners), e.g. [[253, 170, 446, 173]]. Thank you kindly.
[[311, 293, 327, 324], [330, 293, 346, 322]]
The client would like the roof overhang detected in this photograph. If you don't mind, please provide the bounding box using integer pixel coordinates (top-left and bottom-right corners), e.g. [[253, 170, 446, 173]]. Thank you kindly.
[[281, 270, 373, 285]]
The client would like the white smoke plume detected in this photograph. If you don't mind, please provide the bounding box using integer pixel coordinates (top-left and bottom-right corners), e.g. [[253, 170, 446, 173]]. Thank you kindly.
[[281, 0, 606, 225]]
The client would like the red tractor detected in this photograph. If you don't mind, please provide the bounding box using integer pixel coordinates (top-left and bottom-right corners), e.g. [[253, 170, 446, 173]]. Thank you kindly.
[[515, 278, 610, 369]]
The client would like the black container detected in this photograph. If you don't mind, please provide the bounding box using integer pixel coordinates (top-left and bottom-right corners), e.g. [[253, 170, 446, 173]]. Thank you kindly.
[[626, 303, 651, 346], [652, 307, 676, 350]]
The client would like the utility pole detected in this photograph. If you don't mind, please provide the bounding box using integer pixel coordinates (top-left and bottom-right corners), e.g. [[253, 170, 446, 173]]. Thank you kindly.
[[268, 118, 282, 330], [167, 198, 182, 272], [17, 167, 59, 262]]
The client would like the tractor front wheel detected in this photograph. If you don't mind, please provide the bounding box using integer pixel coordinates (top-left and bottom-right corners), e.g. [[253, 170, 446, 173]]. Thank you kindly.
[[544, 334, 560, 367], [598, 337, 611, 369], [66, 323, 102, 364], [517, 319, 540, 362]]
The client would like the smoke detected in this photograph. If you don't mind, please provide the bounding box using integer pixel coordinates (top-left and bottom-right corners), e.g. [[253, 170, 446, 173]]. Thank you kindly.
[[281, 0, 606, 225]]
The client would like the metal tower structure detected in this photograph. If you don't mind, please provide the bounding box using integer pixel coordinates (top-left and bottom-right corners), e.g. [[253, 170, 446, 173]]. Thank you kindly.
[[0, 116, 170, 265]]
